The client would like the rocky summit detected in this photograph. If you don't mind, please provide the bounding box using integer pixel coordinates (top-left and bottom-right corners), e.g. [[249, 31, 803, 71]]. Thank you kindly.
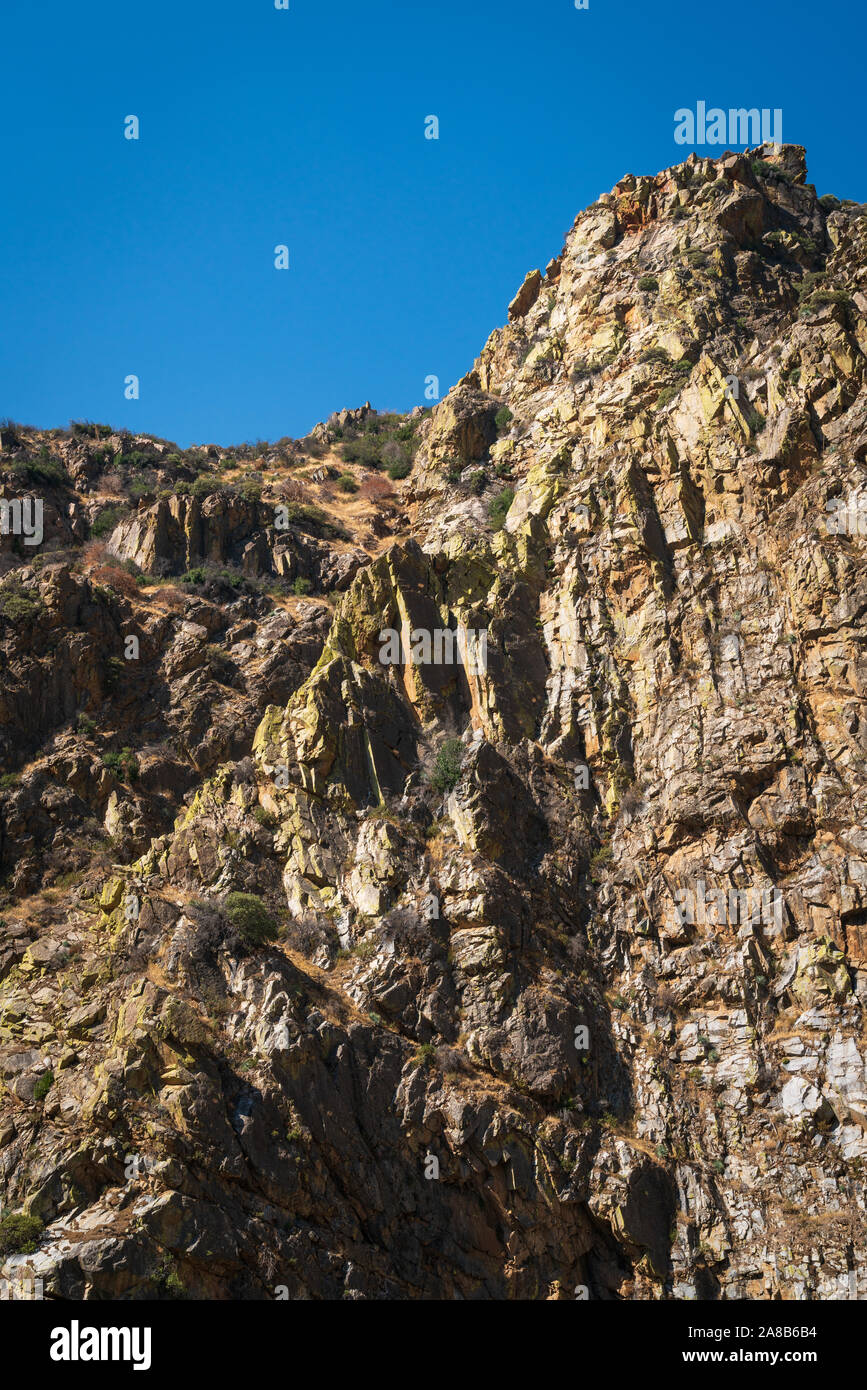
[[1, 141, 866, 1301]]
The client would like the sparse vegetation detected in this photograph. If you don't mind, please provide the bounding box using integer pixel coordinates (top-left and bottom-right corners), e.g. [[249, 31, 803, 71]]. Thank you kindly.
[[0, 583, 43, 623], [33, 1069, 54, 1102], [101, 748, 140, 782], [224, 892, 279, 947], [0, 1212, 44, 1256], [488, 486, 514, 531], [91, 505, 128, 538], [430, 737, 464, 793]]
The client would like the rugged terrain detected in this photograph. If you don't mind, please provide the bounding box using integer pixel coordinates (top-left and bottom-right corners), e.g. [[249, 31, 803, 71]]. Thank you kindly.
[[1, 141, 866, 1300]]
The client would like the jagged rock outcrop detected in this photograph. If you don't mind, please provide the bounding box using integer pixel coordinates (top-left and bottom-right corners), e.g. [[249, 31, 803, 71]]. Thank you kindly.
[[1, 143, 867, 1301]]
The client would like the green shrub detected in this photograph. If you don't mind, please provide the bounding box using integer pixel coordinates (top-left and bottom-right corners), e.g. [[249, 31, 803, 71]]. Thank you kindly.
[[0, 1213, 44, 1256], [91, 505, 128, 537], [336, 474, 359, 493], [11, 450, 70, 487], [751, 158, 794, 184], [386, 455, 412, 481], [293, 576, 312, 596], [637, 275, 658, 292], [126, 476, 156, 503], [488, 487, 514, 531], [33, 1070, 54, 1103], [101, 748, 139, 782], [76, 714, 96, 735], [819, 194, 840, 212], [495, 405, 513, 431], [224, 892, 278, 946], [640, 346, 671, 364], [341, 436, 383, 467], [254, 806, 279, 829], [0, 585, 42, 623], [468, 469, 486, 496], [189, 474, 222, 499], [805, 288, 850, 311], [276, 502, 348, 540], [430, 737, 464, 793], [71, 420, 113, 439], [655, 386, 680, 409]]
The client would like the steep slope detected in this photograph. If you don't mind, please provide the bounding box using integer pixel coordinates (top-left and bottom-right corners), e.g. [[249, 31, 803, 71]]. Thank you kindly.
[[1, 142, 866, 1300]]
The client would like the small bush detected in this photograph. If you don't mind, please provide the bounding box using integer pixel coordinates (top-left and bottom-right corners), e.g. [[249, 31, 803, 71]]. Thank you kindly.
[[468, 469, 486, 496], [0, 584, 42, 623], [91, 505, 128, 538], [430, 737, 464, 794], [33, 1070, 54, 1103], [640, 346, 671, 364], [386, 454, 412, 481], [11, 451, 70, 487], [224, 892, 278, 947], [488, 487, 514, 531], [275, 502, 348, 540], [819, 194, 840, 212], [293, 576, 312, 596], [336, 474, 359, 494], [189, 474, 222, 499], [412, 1042, 437, 1069], [806, 288, 850, 311], [101, 748, 139, 782], [0, 1213, 44, 1256], [341, 436, 384, 468], [495, 405, 513, 431], [76, 714, 96, 735], [751, 158, 794, 184], [637, 275, 659, 292], [655, 386, 680, 409]]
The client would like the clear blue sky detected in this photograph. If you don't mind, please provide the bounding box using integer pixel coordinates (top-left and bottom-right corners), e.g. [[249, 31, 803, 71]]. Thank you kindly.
[[1, 0, 863, 447]]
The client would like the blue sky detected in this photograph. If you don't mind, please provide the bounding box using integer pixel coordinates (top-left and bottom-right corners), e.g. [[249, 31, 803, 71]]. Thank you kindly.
[[1, 0, 863, 447]]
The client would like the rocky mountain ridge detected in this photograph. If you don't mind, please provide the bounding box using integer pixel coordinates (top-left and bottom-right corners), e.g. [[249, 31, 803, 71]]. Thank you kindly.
[[1, 141, 866, 1300]]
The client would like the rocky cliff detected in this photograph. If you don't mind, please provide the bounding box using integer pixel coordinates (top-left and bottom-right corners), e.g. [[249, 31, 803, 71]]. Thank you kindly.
[[1, 141, 866, 1300]]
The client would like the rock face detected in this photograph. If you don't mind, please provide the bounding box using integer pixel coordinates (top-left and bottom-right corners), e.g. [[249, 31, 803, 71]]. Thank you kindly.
[[1, 143, 867, 1300]]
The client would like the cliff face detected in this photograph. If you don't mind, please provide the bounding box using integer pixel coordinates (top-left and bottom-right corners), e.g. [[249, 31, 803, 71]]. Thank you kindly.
[[2, 142, 866, 1300]]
